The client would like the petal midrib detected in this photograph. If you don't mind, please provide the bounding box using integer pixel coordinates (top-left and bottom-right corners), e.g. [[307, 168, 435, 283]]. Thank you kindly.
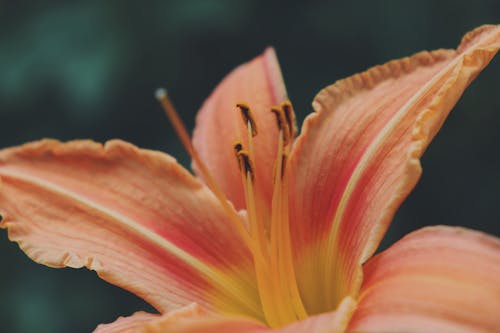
[[323, 54, 463, 291], [325, 29, 499, 266]]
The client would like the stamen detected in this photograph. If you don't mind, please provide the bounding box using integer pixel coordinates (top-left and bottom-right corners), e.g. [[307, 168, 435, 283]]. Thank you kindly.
[[277, 155, 307, 320], [268, 114, 308, 325], [271, 107, 291, 146], [272, 146, 287, 184], [157, 92, 307, 326], [270, 128, 285, 259], [237, 150, 255, 182], [281, 101, 297, 139], [155, 88, 253, 249], [280, 153, 288, 180], [237, 103, 258, 165], [233, 141, 243, 153], [237, 103, 258, 137], [234, 146, 282, 326], [237, 150, 267, 256], [233, 141, 243, 171]]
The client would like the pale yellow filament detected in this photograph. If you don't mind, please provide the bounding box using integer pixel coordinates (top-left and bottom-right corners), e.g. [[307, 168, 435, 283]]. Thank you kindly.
[[237, 103, 308, 328], [247, 121, 255, 164]]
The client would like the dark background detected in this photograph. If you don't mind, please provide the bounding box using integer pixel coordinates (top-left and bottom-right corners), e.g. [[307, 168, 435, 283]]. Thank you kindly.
[[0, 1, 499, 332]]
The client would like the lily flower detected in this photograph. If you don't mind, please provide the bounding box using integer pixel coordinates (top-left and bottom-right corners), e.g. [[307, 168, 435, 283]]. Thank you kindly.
[[1, 25, 500, 333]]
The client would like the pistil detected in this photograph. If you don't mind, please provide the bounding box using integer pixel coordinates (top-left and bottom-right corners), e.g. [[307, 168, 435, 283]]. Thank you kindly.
[[156, 90, 308, 327], [155, 89, 253, 250]]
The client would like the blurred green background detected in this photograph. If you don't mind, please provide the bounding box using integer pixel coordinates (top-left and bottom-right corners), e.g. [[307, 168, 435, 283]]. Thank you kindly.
[[0, 1, 499, 332]]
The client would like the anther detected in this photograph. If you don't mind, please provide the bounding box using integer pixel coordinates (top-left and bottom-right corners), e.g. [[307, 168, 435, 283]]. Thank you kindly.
[[233, 141, 244, 171], [271, 106, 291, 145], [233, 141, 243, 155], [155, 87, 255, 252], [280, 153, 288, 180], [237, 103, 258, 136], [281, 101, 297, 139], [237, 150, 255, 181], [272, 152, 289, 182]]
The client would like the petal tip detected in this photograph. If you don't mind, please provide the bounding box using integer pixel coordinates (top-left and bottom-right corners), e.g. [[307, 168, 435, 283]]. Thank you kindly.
[[457, 24, 500, 53]]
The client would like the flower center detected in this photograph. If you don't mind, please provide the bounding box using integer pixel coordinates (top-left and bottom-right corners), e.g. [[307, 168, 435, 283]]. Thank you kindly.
[[155, 89, 307, 327], [233, 102, 307, 328]]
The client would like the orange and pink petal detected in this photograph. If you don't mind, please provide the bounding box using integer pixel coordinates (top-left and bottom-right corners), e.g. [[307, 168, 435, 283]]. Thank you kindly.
[[94, 312, 159, 333], [127, 298, 356, 333], [0, 139, 262, 320], [192, 47, 288, 213], [348, 226, 500, 333], [287, 25, 500, 314]]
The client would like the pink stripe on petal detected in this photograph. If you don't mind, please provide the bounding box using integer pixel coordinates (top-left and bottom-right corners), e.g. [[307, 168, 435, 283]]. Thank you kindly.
[[0, 139, 261, 319], [288, 25, 500, 314], [348, 226, 500, 333], [192, 48, 288, 213]]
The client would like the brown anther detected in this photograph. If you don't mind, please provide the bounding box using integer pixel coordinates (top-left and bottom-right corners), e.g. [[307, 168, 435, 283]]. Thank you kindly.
[[272, 152, 288, 182], [237, 103, 258, 137], [271, 106, 291, 145], [281, 101, 297, 139], [233, 141, 243, 154], [280, 153, 288, 180], [237, 150, 255, 181], [233, 141, 244, 171]]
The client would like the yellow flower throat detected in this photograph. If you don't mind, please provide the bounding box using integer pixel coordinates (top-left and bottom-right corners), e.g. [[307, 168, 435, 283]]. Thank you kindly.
[[156, 89, 307, 328]]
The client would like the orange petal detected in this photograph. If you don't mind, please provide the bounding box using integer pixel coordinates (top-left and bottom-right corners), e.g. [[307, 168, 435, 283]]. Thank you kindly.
[[140, 298, 356, 333], [0, 140, 262, 320], [94, 312, 159, 333], [192, 47, 287, 212], [141, 303, 265, 333], [348, 226, 500, 333], [287, 25, 500, 314]]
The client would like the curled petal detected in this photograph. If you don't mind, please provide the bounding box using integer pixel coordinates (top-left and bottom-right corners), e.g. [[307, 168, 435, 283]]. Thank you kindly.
[[0, 140, 261, 319], [288, 25, 500, 313], [94, 312, 159, 333], [141, 303, 265, 333], [348, 226, 500, 333]]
